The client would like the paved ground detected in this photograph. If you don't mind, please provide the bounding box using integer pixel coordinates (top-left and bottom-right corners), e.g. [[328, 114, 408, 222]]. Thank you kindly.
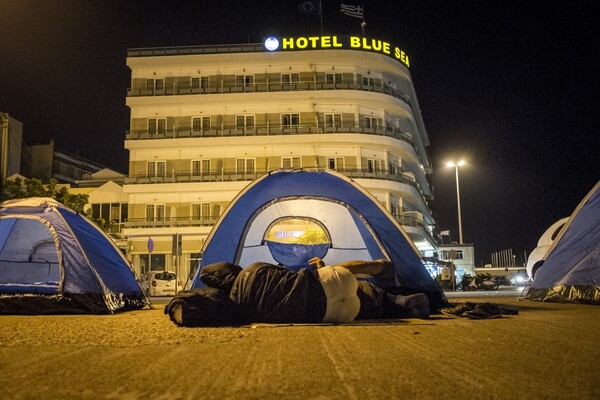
[[1, 292, 598, 399]]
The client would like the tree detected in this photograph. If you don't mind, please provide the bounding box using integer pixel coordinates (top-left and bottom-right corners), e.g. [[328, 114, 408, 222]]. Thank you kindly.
[[1, 177, 88, 213], [53, 186, 88, 213], [1, 177, 26, 199]]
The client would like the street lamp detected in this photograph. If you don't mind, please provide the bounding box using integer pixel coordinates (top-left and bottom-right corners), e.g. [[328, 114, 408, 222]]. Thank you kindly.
[[446, 160, 465, 244]]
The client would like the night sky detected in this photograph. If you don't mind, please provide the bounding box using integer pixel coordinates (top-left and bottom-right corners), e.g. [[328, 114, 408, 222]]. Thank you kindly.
[[1, 0, 598, 264]]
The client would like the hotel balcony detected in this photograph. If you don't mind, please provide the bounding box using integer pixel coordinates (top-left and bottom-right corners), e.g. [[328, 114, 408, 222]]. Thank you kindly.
[[127, 79, 413, 111], [123, 213, 435, 247], [125, 123, 415, 148], [124, 167, 429, 200]]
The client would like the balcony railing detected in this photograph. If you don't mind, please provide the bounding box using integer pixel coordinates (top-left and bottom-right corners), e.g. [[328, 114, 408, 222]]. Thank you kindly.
[[394, 215, 437, 245], [127, 79, 413, 109], [125, 123, 415, 147], [124, 216, 219, 229], [124, 167, 424, 195], [123, 213, 434, 244], [127, 43, 265, 57]]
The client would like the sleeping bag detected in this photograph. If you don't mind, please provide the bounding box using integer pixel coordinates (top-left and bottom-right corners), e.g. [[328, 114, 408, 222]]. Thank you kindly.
[[202, 262, 327, 323]]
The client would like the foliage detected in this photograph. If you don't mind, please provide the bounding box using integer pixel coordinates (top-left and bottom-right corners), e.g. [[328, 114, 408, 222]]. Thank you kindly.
[[1, 177, 89, 213]]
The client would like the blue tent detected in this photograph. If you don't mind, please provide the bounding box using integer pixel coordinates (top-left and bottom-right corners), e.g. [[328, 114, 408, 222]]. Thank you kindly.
[[526, 180, 600, 304], [0, 198, 149, 314], [190, 169, 447, 309]]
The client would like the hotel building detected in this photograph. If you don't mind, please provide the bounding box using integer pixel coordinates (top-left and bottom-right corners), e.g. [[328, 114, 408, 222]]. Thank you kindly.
[[123, 35, 437, 281]]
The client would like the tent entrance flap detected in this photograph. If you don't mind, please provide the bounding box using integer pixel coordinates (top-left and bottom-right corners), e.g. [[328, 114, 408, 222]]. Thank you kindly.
[[0, 217, 61, 294], [236, 197, 388, 268]]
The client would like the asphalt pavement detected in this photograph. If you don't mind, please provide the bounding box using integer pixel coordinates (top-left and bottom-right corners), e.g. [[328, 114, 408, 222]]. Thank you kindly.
[[1, 290, 598, 399]]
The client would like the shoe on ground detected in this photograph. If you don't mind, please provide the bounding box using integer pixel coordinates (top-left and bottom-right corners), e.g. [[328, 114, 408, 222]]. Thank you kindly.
[[465, 303, 502, 319], [440, 302, 476, 316], [498, 305, 519, 315]]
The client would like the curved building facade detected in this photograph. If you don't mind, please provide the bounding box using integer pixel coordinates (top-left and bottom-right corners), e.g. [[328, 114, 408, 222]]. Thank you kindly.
[[123, 36, 437, 280]]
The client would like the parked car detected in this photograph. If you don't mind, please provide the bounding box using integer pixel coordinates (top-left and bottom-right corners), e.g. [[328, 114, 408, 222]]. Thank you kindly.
[[140, 271, 182, 296]]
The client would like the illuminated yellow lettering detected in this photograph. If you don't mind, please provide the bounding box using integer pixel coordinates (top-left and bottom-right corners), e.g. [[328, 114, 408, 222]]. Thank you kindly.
[[372, 39, 382, 51], [382, 42, 390, 54], [321, 36, 331, 47], [350, 36, 361, 48], [308, 37, 319, 47], [332, 35, 343, 47], [282, 37, 294, 49], [361, 37, 372, 50], [394, 47, 410, 67], [297, 37, 308, 49]]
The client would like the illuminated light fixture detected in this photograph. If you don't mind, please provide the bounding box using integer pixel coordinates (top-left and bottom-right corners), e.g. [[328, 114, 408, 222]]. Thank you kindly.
[[264, 37, 280, 51], [446, 160, 466, 244]]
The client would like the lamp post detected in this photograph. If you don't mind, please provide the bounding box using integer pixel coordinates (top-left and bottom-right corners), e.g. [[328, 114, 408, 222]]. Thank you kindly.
[[446, 160, 465, 244]]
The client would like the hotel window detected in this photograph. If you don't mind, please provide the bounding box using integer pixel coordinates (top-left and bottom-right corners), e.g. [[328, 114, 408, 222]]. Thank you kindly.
[[365, 116, 378, 129], [192, 159, 211, 176], [325, 113, 342, 128], [442, 250, 463, 260], [362, 77, 375, 86], [388, 162, 398, 175], [282, 73, 300, 83], [236, 158, 255, 174], [326, 73, 342, 85], [235, 75, 254, 88], [146, 79, 165, 91], [282, 156, 301, 168], [91, 203, 128, 224], [281, 113, 300, 128], [282, 73, 300, 90], [192, 116, 211, 132], [146, 78, 163, 91], [236, 115, 255, 129], [148, 118, 166, 135], [390, 204, 399, 216], [192, 77, 209, 89], [327, 157, 344, 170], [367, 159, 382, 173], [147, 161, 166, 177], [146, 204, 165, 222], [191, 202, 211, 220]]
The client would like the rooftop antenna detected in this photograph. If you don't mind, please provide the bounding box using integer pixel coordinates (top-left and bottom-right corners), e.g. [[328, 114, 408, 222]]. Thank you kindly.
[[319, 0, 323, 35]]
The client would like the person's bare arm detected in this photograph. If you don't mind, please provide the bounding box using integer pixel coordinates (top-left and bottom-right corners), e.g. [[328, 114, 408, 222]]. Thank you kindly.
[[308, 257, 387, 275], [334, 259, 387, 275]]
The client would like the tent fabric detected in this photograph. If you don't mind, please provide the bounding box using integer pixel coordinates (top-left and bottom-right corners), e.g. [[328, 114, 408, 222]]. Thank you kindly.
[[190, 169, 447, 310], [526, 180, 600, 304], [265, 241, 329, 270], [0, 197, 148, 314]]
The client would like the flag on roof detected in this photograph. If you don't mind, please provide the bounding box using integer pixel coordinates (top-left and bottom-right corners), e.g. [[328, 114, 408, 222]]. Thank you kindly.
[[340, 3, 364, 19]]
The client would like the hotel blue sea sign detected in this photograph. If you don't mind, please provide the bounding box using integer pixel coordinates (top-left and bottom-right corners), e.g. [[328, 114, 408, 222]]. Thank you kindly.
[[264, 35, 410, 68]]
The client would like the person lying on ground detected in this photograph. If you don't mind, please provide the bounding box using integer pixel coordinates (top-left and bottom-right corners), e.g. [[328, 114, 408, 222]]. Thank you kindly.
[[165, 257, 430, 326]]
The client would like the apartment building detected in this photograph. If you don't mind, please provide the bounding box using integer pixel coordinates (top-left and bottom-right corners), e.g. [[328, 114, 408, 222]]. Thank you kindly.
[[123, 35, 438, 282]]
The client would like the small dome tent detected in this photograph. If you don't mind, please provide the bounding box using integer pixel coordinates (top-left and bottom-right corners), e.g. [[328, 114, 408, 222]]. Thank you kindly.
[[526, 180, 600, 304], [190, 169, 447, 309], [0, 198, 148, 314]]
